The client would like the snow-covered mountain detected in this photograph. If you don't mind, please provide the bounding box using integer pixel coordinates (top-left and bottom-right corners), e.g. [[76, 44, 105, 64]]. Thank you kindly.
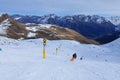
[[107, 16, 120, 32], [0, 36, 120, 80], [11, 14, 118, 44], [107, 16, 120, 26], [0, 13, 119, 44], [0, 14, 98, 44], [0, 14, 27, 38], [11, 14, 109, 24]]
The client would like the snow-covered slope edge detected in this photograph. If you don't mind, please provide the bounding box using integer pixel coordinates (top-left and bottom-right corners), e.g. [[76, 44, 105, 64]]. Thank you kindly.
[[0, 36, 120, 80]]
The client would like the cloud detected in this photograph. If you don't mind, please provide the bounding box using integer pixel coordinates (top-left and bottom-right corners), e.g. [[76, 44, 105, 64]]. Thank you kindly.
[[0, 0, 120, 16]]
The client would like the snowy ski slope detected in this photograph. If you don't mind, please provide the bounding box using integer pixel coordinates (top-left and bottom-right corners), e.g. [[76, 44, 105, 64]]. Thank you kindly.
[[0, 36, 120, 80]]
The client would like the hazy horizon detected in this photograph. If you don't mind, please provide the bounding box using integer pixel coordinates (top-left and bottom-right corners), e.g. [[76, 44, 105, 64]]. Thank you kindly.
[[1, 0, 120, 17]]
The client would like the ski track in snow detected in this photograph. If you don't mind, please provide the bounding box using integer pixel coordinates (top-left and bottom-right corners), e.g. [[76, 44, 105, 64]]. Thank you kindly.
[[0, 37, 120, 80]]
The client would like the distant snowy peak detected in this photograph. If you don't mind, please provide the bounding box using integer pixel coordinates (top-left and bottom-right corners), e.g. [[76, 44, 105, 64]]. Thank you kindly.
[[10, 14, 23, 20], [91, 15, 107, 23], [107, 16, 120, 26], [107, 16, 120, 32], [74, 15, 108, 23], [11, 14, 108, 24], [43, 14, 57, 18], [15, 17, 21, 20]]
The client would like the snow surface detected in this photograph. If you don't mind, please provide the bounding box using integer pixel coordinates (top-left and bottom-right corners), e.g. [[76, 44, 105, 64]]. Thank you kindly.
[[15, 17, 21, 20], [96, 18, 104, 23], [0, 19, 11, 34], [39, 24, 52, 28], [0, 37, 120, 80], [26, 24, 52, 32], [26, 27, 38, 32], [27, 32, 36, 38]]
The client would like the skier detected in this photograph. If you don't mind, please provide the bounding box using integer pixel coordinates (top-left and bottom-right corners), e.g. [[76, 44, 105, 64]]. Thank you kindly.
[[70, 53, 77, 61], [80, 56, 83, 60]]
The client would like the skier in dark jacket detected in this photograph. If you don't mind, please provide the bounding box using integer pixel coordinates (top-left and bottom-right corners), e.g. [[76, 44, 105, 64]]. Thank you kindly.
[[73, 53, 77, 59], [71, 53, 77, 61]]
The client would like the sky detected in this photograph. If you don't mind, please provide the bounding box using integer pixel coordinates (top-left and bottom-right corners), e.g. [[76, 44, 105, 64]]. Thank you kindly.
[[0, 0, 120, 16]]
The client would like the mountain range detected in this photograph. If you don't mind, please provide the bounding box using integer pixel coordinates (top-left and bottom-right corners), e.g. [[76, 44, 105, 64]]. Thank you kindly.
[[11, 14, 120, 44], [0, 14, 98, 44]]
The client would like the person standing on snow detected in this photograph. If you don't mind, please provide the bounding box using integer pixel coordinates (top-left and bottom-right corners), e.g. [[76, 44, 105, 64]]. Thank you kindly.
[[70, 53, 77, 61]]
